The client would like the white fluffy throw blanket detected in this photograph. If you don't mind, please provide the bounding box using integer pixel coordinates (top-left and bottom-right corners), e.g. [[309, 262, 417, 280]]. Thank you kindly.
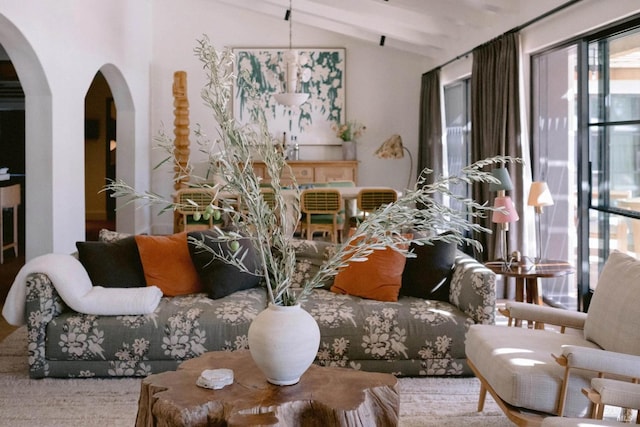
[[2, 253, 162, 326]]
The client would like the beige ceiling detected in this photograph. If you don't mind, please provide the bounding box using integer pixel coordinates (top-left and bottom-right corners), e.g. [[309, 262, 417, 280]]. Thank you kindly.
[[214, 0, 576, 67]]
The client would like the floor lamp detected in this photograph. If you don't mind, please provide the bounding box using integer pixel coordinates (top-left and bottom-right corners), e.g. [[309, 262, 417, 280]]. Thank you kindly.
[[374, 134, 413, 189], [527, 181, 554, 263]]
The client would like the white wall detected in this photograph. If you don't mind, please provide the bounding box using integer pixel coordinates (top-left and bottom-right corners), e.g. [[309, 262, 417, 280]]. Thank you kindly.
[[0, 0, 152, 258], [150, 0, 428, 234]]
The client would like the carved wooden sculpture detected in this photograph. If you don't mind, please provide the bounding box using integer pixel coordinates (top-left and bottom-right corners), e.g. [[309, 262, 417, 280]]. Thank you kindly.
[[172, 71, 190, 232]]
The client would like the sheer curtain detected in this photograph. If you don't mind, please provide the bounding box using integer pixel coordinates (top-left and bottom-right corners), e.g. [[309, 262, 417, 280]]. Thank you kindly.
[[470, 32, 526, 261], [418, 69, 442, 187]]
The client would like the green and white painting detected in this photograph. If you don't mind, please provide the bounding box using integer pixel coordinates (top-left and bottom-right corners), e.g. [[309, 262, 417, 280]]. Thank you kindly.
[[233, 48, 345, 144]]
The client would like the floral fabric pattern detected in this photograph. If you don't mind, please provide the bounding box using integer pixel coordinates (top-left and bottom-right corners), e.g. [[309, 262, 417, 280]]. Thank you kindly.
[[25, 251, 495, 378]]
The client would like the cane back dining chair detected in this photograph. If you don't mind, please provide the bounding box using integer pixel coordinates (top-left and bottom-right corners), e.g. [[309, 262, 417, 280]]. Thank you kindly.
[[175, 188, 220, 232], [300, 188, 343, 243], [349, 188, 398, 229]]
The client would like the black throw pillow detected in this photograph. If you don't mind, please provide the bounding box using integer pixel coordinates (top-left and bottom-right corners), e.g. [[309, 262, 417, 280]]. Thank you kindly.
[[187, 230, 261, 299], [401, 239, 457, 301], [76, 236, 147, 288]]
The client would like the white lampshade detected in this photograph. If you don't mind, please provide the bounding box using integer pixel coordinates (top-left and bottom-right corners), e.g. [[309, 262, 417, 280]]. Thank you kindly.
[[528, 182, 554, 207]]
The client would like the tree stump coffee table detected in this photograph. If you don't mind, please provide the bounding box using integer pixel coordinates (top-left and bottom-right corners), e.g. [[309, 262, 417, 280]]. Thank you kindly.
[[135, 351, 399, 427]]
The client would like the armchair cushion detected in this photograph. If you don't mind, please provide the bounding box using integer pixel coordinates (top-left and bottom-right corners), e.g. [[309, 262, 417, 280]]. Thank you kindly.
[[466, 324, 599, 416], [584, 251, 640, 355]]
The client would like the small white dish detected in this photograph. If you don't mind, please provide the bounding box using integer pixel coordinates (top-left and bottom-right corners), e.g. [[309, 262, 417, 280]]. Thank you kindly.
[[196, 368, 234, 390]]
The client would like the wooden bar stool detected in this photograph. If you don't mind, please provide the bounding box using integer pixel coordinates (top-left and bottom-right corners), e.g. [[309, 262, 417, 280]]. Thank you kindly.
[[0, 184, 21, 264]]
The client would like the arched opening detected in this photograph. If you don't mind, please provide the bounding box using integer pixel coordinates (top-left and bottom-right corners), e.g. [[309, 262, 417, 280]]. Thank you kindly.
[[0, 14, 51, 262], [84, 72, 116, 240]]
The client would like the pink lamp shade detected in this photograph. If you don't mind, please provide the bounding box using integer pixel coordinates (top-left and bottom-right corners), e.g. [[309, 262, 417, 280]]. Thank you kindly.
[[492, 196, 519, 223], [528, 181, 554, 207]]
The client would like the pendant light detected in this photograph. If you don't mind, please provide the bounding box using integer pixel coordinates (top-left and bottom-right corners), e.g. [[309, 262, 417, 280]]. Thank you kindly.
[[273, 0, 309, 107]]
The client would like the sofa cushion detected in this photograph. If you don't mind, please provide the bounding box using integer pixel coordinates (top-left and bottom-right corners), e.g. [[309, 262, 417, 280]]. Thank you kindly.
[[187, 230, 261, 299], [331, 246, 406, 302], [290, 239, 337, 289], [135, 233, 202, 296], [76, 237, 146, 288], [401, 239, 457, 301], [584, 250, 640, 355], [98, 228, 133, 243]]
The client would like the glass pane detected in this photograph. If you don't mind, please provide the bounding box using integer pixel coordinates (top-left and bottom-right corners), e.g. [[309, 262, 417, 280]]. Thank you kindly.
[[532, 45, 579, 310], [610, 31, 640, 121], [589, 210, 639, 289], [444, 80, 470, 208]]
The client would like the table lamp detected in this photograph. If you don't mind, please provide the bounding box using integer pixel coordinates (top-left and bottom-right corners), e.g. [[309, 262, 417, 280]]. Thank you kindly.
[[374, 134, 413, 189], [490, 167, 513, 196], [527, 181, 554, 263], [492, 195, 519, 264]]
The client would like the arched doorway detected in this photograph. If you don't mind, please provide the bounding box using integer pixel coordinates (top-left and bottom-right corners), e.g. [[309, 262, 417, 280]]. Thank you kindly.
[[0, 14, 51, 261], [84, 72, 116, 240]]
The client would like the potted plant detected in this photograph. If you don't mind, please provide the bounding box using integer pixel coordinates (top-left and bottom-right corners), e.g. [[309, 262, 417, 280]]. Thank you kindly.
[[332, 120, 366, 160], [109, 35, 518, 385]]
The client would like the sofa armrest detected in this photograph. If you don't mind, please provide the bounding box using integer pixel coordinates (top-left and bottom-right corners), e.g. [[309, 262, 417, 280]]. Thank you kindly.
[[505, 301, 587, 331], [449, 252, 496, 325], [25, 272, 68, 378], [558, 345, 640, 379]]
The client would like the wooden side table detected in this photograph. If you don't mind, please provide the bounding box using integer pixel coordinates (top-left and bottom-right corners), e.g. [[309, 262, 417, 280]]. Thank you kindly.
[[484, 260, 575, 305], [136, 351, 399, 427]]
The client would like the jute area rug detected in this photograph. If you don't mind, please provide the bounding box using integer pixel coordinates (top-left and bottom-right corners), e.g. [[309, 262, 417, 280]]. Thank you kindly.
[[0, 327, 512, 427]]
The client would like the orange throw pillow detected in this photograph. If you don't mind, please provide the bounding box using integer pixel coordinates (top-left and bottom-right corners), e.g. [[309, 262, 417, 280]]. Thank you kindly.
[[331, 247, 406, 302], [135, 233, 202, 296]]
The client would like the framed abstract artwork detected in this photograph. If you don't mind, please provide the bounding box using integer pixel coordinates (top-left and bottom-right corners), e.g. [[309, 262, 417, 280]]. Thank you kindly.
[[232, 48, 346, 144]]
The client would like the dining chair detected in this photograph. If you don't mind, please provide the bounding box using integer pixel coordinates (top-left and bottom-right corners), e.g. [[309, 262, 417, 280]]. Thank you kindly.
[[300, 188, 343, 243], [349, 188, 398, 230], [0, 184, 21, 264], [175, 188, 220, 232]]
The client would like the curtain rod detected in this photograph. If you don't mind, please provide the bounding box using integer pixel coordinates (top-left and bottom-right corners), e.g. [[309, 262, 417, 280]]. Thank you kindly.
[[429, 0, 585, 73]]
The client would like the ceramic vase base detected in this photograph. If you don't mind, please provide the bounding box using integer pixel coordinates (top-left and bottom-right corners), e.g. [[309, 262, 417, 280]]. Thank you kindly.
[[267, 376, 301, 386]]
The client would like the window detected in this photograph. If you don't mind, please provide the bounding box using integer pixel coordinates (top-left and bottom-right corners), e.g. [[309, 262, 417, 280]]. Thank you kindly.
[[444, 79, 471, 210], [532, 19, 640, 311]]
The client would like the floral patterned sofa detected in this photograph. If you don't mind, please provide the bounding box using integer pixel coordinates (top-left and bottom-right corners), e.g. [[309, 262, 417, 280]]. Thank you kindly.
[[24, 237, 496, 379]]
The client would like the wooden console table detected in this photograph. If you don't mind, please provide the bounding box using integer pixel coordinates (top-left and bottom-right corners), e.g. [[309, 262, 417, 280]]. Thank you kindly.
[[136, 351, 398, 427], [252, 160, 358, 186]]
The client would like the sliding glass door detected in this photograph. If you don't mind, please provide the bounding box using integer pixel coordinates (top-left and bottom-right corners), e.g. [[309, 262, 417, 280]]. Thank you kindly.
[[532, 20, 640, 311]]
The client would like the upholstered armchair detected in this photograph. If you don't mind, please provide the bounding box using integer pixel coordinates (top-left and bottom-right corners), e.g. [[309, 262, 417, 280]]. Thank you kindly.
[[465, 250, 640, 426]]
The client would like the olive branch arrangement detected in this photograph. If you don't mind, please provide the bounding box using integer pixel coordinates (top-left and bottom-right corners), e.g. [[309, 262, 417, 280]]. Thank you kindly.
[[108, 35, 521, 306]]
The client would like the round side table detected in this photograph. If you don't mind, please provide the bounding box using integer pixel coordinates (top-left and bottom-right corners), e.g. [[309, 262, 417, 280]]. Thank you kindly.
[[484, 260, 575, 305]]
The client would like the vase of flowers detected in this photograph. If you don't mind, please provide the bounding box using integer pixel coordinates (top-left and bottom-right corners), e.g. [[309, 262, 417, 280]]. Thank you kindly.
[[333, 120, 366, 160], [108, 35, 519, 386]]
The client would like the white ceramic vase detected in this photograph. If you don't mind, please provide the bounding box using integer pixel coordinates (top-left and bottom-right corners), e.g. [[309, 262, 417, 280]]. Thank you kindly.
[[248, 303, 320, 386], [342, 140, 357, 160]]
